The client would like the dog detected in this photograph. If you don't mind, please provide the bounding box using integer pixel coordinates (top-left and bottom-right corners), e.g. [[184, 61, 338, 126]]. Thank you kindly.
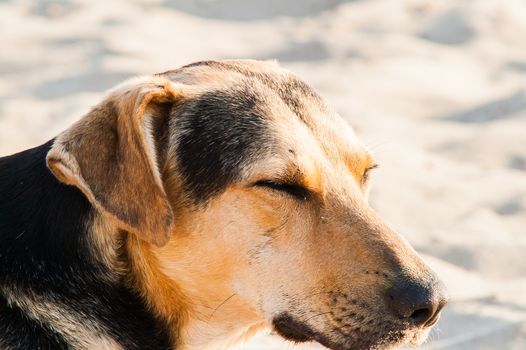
[[0, 59, 447, 350]]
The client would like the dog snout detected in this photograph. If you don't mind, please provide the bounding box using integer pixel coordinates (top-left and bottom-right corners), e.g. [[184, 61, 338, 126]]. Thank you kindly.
[[385, 276, 448, 327]]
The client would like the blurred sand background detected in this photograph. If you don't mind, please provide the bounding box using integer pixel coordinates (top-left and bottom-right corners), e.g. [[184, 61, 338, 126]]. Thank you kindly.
[[1, 0, 525, 349]]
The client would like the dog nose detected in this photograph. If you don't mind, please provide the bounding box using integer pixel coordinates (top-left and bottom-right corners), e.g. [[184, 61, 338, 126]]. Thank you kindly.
[[385, 277, 448, 327]]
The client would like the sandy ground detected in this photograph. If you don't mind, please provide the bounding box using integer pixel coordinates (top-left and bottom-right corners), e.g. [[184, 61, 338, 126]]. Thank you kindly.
[[1, 0, 526, 349]]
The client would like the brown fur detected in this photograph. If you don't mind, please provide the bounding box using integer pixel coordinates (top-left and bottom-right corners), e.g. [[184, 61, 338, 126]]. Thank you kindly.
[[43, 60, 446, 350], [47, 77, 182, 247]]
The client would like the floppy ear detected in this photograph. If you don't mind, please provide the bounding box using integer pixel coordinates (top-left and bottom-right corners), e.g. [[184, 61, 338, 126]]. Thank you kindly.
[[47, 77, 182, 247]]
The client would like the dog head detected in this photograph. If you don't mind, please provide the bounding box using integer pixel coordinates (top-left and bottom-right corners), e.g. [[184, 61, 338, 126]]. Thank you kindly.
[[47, 60, 447, 350]]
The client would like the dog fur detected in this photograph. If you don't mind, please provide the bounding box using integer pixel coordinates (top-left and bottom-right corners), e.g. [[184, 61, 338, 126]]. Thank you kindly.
[[0, 60, 447, 350]]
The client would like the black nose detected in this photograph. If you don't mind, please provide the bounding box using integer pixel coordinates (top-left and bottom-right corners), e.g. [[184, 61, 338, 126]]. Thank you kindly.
[[385, 277, 448, 327]]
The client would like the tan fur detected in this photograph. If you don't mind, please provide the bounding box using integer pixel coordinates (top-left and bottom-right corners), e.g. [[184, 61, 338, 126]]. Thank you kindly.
[[126, 235, 190, 347], [46, 60, 445, 350]]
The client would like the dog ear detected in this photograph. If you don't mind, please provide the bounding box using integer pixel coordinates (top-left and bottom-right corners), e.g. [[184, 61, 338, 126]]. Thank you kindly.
[[46, 77, 182, 247]]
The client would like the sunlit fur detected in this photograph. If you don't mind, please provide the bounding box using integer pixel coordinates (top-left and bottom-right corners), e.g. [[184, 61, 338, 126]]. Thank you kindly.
[[134, 61, 443, 349], [0, 60, 445, 350]]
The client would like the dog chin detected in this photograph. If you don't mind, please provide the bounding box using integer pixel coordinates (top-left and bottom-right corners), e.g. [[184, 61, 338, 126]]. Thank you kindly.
[[272, 312, 431, 350], [408, 327, 432, 347]]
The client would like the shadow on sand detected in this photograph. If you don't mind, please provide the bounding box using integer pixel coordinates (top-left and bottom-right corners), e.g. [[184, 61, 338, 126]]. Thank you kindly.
[[163, 0, 356, 21]]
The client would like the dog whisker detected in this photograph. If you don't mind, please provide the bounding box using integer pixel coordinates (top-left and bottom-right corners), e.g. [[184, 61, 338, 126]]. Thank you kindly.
[[209, 293, 237, 320], [305, 311, 333, 323]]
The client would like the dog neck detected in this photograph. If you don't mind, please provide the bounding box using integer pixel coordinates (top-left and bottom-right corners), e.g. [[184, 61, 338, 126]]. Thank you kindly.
[[125, 235, 268, 350], [0, 141, 173, 350]]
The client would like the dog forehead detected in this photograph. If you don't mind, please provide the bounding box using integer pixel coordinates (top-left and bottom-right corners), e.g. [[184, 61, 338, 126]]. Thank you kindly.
[[172, 60, 361, 139], [162, 59, 326, 114], [166, 60, 366, 201], [171, 80, 275, 202], [166, 59, 354, 141]]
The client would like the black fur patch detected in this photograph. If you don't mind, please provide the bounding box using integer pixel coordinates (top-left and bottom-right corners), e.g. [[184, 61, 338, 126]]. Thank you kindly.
[[272, 313, 315, 342], [182, 60, 326, 126], [0, 141, 172, 350], [174, 83, 271, 201]]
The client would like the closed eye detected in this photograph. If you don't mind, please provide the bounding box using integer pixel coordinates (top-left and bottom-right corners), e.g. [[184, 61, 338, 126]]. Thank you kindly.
[[254, 180, 310, 200], [362, 164, 379, 184]]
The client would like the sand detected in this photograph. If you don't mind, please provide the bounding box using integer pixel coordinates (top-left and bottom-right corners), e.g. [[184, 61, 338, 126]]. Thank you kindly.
[[1, 0, 525, 349]]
